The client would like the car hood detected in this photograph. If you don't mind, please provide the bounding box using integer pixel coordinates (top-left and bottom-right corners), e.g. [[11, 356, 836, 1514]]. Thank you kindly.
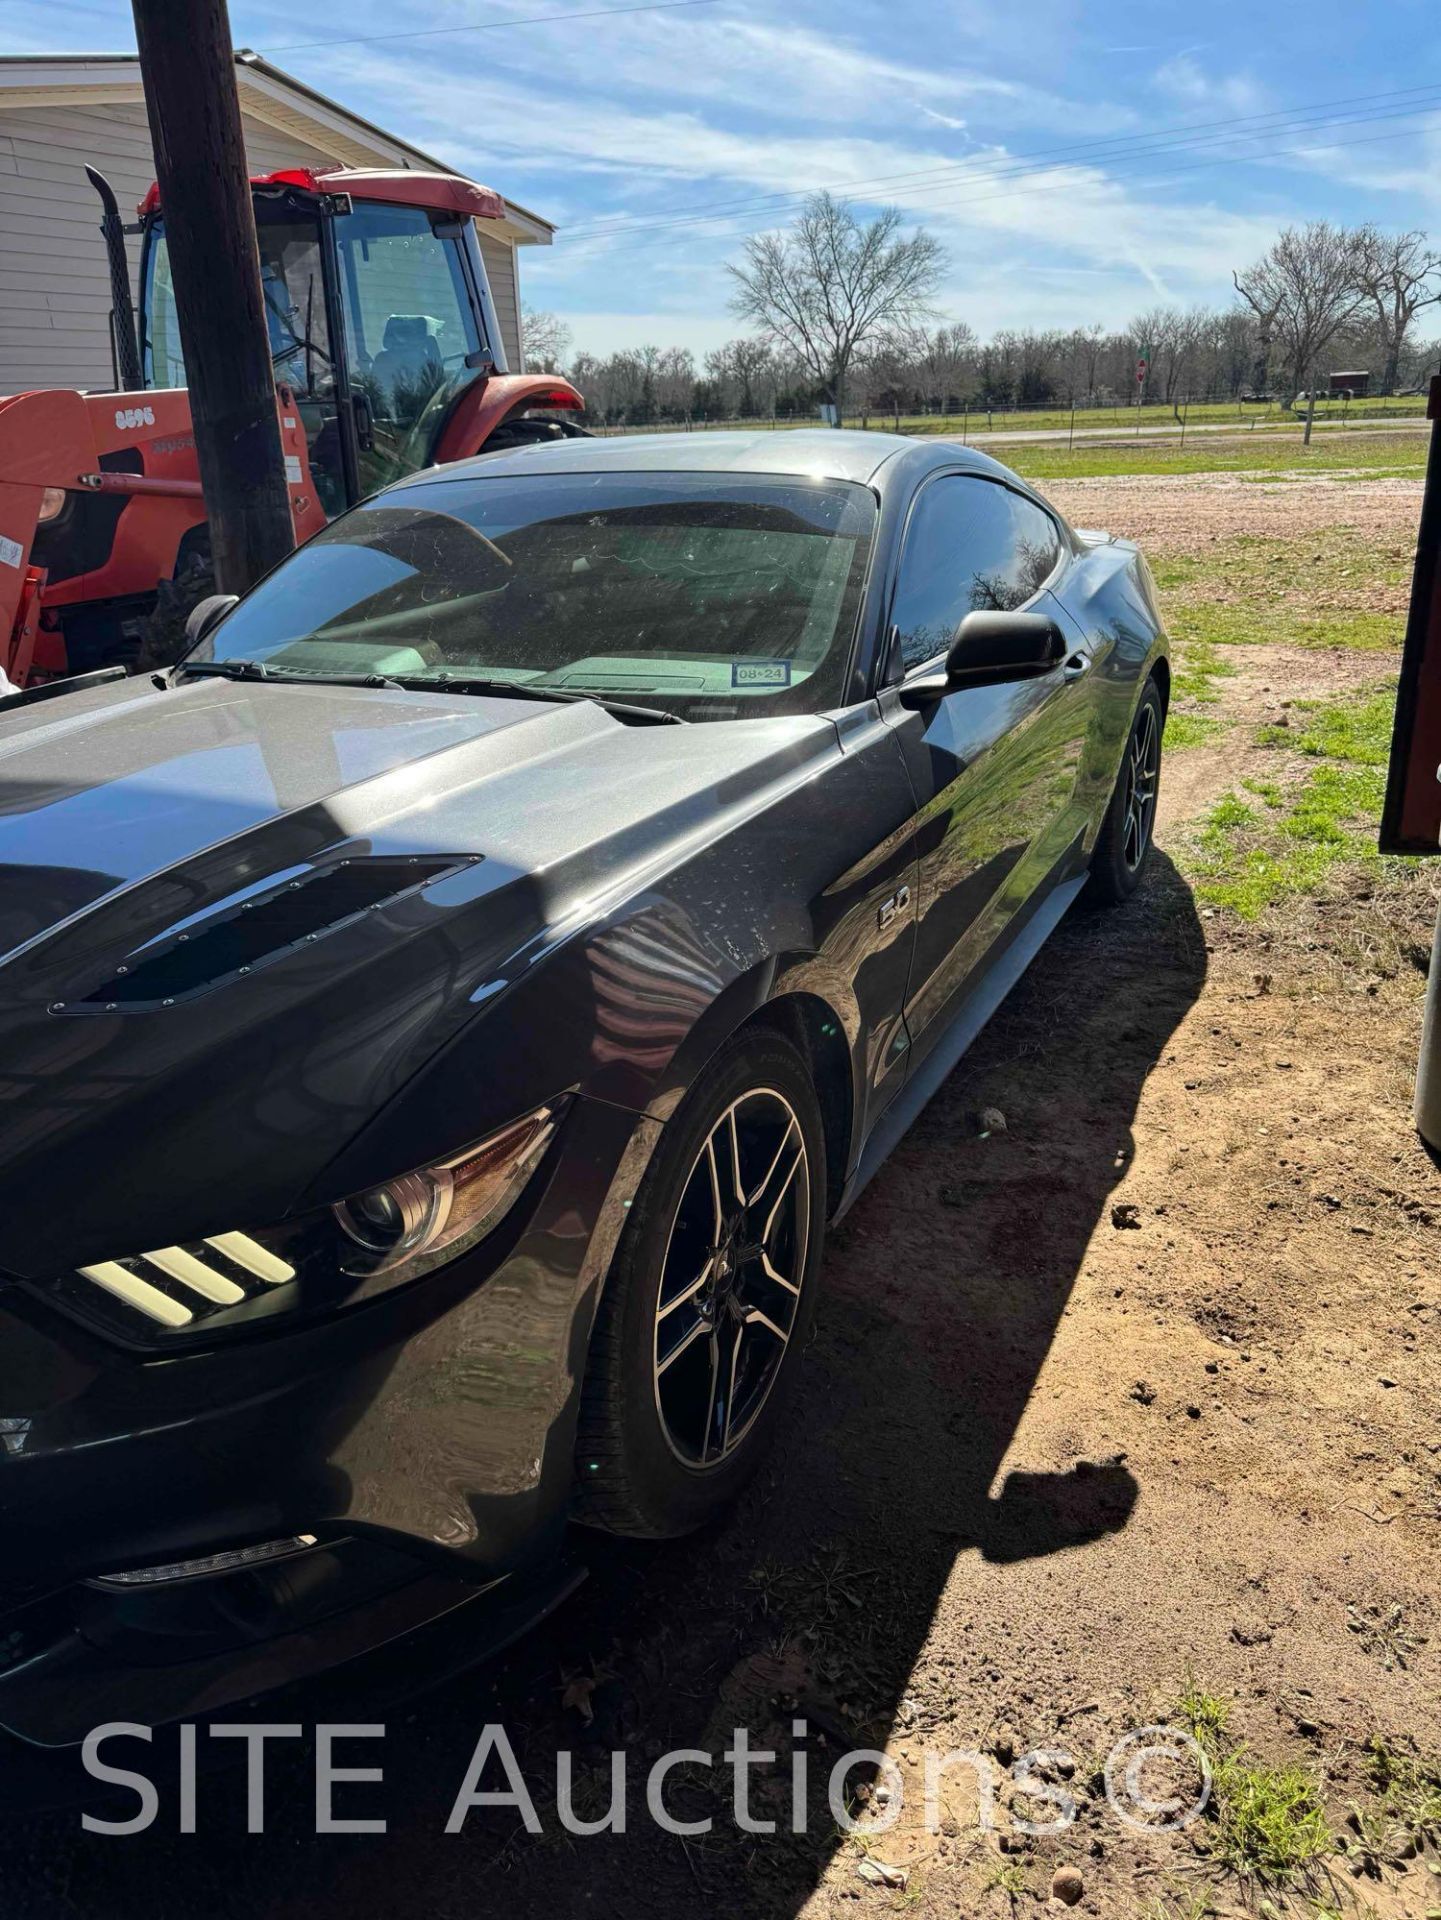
[[0, 676, 837, 1274]]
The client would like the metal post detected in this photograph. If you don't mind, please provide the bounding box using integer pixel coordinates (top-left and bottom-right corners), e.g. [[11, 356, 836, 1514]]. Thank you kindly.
[[1416, 908, 1441, 1149], [1394, 378, 1441, 1145], [131, 0, 295, 597]]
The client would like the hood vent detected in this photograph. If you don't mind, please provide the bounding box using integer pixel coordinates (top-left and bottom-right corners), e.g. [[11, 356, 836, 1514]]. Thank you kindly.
[[74, 855, 473, 1010]]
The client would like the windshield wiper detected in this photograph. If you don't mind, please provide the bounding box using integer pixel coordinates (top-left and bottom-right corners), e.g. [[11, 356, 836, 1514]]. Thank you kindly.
[[181, 658, 272, 680], [391, 673, 685, 726], [178, 661, 681, 721], [178, 661, 402, 689]]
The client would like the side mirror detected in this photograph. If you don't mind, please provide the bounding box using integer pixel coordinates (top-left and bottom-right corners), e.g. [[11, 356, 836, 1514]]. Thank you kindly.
[[184, 593, 239, 651], [945, 610, 1066, 684], [898, 610, 1066, 707]]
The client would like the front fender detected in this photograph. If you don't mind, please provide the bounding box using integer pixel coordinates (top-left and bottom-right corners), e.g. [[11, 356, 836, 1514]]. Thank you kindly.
[[312, 711, 917, 1211], [431, 374, 587, 464]]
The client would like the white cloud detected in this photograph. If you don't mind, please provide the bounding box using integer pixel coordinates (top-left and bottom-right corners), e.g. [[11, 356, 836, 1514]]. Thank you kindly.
[[20, 0, 1423, 357], [1273, 114, 1441, 211], [1152, 53, 1269, 117], [313, 33, 1287, 355]]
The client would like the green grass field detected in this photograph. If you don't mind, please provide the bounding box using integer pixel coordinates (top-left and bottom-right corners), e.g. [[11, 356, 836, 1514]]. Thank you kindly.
[[1152, 533, 1413, 655], [1185, 683, 1401, 920], [1003, 429, 1427, 484]]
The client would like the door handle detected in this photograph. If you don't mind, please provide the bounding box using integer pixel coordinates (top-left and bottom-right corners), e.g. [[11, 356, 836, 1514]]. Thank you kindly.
[[1063, 651, 1091, 677], [351, 389, 375, 454]]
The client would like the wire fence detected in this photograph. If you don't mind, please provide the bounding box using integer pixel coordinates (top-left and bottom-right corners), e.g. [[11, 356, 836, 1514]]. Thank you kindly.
[[586, 391, 1429, 446]]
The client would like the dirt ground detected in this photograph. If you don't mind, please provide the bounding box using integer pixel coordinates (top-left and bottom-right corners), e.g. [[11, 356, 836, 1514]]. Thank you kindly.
[[6, 470, 1439, 1920], [1046, 469, 1425, 553]]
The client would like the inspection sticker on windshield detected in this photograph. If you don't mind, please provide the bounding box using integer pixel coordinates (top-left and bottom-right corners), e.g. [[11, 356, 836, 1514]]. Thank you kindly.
[[732, 660, 791, 689], [0, 535, 23, 570]]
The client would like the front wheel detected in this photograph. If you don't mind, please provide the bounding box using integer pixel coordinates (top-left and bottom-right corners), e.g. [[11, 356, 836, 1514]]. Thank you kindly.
[[1087, 678, 1163, 905], [574, 1032, 826, 1538]]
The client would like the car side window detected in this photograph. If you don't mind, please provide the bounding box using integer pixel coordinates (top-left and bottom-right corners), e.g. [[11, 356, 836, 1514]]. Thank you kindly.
[[891, 477, 1065, 672]]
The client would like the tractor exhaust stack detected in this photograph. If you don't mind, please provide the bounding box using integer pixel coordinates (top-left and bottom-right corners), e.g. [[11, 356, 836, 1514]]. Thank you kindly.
[[86, 166, 144, 393]]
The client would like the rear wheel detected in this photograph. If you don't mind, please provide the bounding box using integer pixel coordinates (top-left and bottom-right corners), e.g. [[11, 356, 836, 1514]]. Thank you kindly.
[[479, 417, 593, 454], [575, 1033, 825, 1537], [1087, 678, 1163, 905], [139, 545, 214, 673]]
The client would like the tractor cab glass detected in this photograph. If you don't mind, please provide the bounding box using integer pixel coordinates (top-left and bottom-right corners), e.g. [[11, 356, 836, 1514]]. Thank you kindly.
[[333, 200, 485, 497], [144, 205, 347, 519], [141, 195, 487, 519]]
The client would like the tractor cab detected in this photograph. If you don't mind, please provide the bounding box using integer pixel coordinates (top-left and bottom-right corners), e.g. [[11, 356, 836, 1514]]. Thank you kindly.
[[138, 168, 519, 514], [0, 167, 584, 690]]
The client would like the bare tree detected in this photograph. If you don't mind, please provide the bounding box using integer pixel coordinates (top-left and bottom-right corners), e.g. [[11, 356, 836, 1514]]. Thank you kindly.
[[1060, 324, 1104, 403], [521, 306, 571, 374], [728, 336, 775, 415], [917, 321, 977, 413], [702, 337, 775, 417], [1132, 305, 1206, 408], [854, 326, 925, 429], [728, 193, 944, 424], [1207, 308, 1258, 399], [654, 345, 697, 418], [1355, 226, 1441, 394], [1231, 265, 1283, 395], [1233, 222, 1366, 397]]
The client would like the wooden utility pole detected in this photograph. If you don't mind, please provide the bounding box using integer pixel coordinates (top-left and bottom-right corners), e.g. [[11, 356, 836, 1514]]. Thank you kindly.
[[131, 0, 295, 595]]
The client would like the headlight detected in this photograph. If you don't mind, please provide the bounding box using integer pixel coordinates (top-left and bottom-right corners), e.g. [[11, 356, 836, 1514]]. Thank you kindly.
[[332, 1109, 558, 1274], [47, 1102, 563, 1346]]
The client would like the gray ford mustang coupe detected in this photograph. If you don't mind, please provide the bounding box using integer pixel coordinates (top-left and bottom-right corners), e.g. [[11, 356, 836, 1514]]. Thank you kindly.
[[0, 431, 1166, 1746]]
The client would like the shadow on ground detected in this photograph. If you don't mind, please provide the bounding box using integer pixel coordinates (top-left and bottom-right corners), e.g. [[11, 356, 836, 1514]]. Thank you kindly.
[[6, 854, 1206, 1920]]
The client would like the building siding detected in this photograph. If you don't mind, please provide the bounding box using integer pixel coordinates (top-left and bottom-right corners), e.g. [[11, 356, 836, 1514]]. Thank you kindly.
[[476, 228, 520, 369], [0, 99, 525, 392]]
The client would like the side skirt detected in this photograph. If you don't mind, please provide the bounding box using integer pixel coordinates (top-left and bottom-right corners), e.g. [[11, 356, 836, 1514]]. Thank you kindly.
[[834, 873, 1087, 1220]]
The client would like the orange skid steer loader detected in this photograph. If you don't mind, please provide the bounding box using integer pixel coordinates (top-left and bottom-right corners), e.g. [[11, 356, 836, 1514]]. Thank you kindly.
[[0, 164, 585, 687]]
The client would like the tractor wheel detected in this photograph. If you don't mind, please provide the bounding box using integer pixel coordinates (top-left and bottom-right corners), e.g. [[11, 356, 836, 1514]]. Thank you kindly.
[[139, 551, 215, 672]]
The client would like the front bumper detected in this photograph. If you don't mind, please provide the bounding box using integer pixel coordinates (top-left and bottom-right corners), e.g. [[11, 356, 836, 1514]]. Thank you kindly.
[[0, 1551, 587, 1807], [0, 1095, 658, 1747]]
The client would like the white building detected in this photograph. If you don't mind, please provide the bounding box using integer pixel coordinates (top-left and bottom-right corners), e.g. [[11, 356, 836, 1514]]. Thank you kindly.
[[0, 50, 554, 393]]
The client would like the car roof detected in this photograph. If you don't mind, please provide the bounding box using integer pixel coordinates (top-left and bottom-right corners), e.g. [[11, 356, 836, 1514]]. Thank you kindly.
[[394, 428, 1024, 496]]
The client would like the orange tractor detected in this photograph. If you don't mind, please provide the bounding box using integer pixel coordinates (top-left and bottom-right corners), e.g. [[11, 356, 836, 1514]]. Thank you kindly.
[[0, 164, 585, 686]]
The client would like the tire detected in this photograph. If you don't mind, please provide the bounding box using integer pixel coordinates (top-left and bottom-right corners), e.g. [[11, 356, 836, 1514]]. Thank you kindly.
[[139, 551, 215, 673], [574, 1031, 827, 1538], [1087, 677, 1163, 906]]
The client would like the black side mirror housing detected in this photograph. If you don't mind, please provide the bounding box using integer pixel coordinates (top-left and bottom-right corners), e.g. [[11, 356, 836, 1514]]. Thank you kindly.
[[184, 593, 240, 651], [897, 610, 1066, 707], [946, 609, 1066, 683]]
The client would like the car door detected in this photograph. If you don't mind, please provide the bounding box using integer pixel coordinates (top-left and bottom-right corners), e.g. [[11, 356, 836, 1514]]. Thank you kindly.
[[253, 213, 350, 521], [877, 472, 1099, 1066]]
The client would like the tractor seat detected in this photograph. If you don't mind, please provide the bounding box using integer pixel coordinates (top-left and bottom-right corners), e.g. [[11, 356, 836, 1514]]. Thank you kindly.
[[370, 315, 443, 409]]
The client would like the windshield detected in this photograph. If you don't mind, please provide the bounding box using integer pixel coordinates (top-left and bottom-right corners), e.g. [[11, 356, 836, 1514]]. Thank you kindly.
[[190, 472, 878, 719]]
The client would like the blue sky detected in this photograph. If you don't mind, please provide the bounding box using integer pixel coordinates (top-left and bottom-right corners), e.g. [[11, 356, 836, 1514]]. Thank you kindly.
[[12, 0, 1441, 356]]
